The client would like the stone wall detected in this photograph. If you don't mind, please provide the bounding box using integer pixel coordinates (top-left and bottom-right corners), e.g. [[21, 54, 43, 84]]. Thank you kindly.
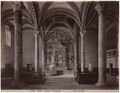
[[1, 24, 14, 69], [22, 31, 35, 69], [85, 30, 98, 68]]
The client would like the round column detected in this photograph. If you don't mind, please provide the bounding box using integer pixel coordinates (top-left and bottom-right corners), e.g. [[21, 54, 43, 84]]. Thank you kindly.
[[13, 2, 23, 83], [34, 31, 39, 72], [95, 3, 106, 87], [74, 42, 77, 71], [41, 41, 45, 71], [80, 31, 86, 73]]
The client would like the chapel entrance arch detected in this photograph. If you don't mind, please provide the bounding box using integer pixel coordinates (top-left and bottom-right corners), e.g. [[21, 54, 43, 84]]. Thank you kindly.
[[45, 28, 75, 75]]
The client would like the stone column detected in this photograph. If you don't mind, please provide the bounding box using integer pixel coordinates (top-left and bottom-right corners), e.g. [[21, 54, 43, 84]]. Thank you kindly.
[[80, 31, 86, 73], [74, 42, 77, 71], [95, 3, 106, 87], [13, 2, 23, 83], [34, 31, 39, 72], [42, 41, 47, 71], [41, 41, 45, 70], [65, 47, 67, 67]]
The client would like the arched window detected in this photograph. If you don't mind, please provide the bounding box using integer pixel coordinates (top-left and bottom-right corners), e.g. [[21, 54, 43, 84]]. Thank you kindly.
[[5, 25, 11, 47]]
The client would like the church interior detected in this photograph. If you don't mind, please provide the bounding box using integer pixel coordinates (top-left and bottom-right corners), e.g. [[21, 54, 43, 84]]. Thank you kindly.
[[1, 1, 119, 90]]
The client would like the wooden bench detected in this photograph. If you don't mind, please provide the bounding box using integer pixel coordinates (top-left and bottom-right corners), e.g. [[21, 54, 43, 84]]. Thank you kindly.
[[74, 71, 98, 84], [22, 72, 46, 84]]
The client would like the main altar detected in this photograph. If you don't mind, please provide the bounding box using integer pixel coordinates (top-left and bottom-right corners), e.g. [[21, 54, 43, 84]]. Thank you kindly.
[[46, 39, 66, 75]]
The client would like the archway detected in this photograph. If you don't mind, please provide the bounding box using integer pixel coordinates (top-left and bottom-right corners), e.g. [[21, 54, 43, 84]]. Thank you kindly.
[[45, 28, 75, 76]]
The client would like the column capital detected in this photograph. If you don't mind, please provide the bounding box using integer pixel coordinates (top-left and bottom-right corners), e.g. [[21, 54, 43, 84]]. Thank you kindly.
[[95, 3, 103, 15], [80, 30, 86, 36], [13, 2, 23, 11], [33, 31, 39, 36]]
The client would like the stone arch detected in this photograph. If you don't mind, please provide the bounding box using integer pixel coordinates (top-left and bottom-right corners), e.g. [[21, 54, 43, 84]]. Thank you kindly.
[[46, 27, 75, 43]]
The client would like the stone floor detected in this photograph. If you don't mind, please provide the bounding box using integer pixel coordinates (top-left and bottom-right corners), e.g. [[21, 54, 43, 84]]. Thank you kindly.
[[1, 73, 119, 91], [22, 73, 118, 90], [23, 74, 97, 89]]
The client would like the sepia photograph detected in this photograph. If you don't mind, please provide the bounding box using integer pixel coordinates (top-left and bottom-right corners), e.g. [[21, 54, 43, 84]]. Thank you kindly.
[[1, 1, 119, 92]]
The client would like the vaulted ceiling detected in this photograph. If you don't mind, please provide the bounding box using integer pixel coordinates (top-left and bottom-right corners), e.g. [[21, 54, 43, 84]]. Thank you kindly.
[[1, 1, 119, 50]]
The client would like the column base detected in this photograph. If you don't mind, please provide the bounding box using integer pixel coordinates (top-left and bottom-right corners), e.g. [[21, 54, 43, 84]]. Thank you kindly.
[[95, 81, 106, 87], [81, 71, 85, 74]]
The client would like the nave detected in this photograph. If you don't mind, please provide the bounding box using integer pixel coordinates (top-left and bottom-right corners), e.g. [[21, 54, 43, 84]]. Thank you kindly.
[[1, 1, 119, 90]]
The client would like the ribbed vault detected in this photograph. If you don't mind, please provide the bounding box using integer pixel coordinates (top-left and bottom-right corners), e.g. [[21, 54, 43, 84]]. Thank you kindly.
[[1, 1, 119, 50]]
